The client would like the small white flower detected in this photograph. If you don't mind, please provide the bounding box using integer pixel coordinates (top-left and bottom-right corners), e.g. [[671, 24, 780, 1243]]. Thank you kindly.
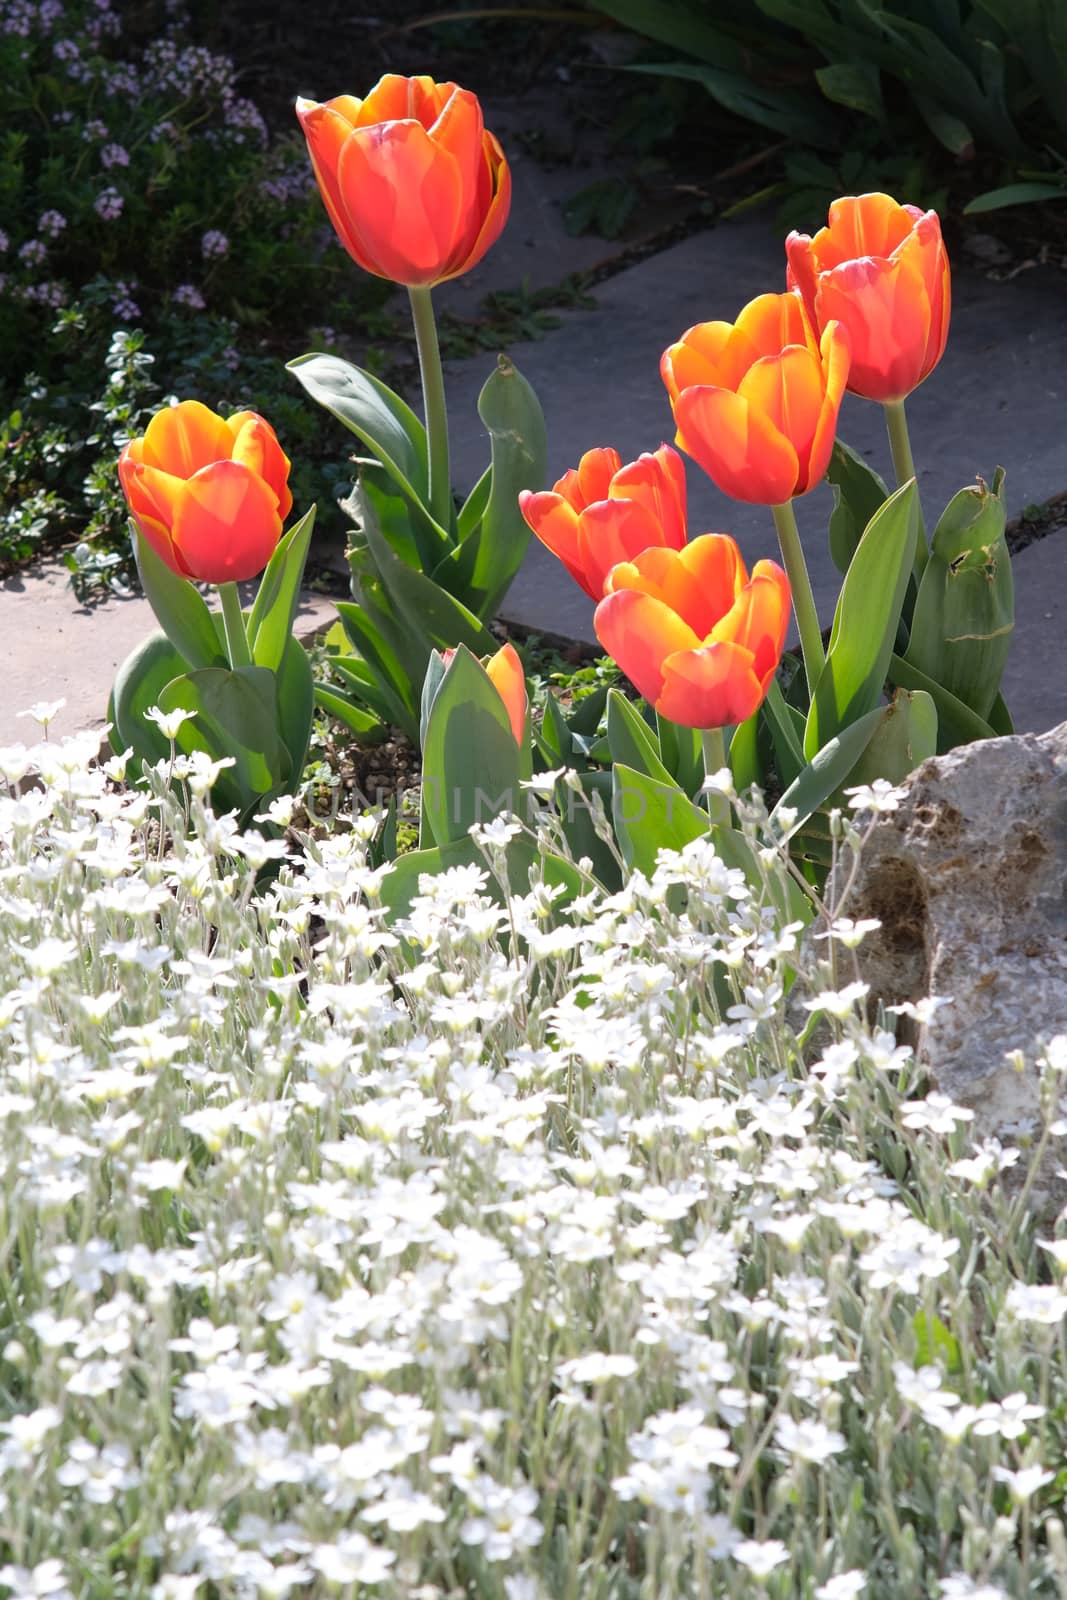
[[845, 778, 908, 813], [17, 699, 65, 727], [733, 1539, 790, 1578], [816, 1575, 867, 1600], [144, 705, 196, 741], [991, 1463, 1053, 1503], [1005, 1282, 1067, 1325]]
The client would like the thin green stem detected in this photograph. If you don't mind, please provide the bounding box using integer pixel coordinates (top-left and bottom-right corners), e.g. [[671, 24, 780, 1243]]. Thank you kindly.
[[408, 284, 451, 532], [218, 582, 251, 671], [701, 726, 729, 827], [883, 398, 928, 576], [771, 500, 825, 702]]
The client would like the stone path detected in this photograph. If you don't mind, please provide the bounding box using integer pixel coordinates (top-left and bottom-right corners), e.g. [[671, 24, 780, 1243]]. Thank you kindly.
[[2, 200, 1065, 745]]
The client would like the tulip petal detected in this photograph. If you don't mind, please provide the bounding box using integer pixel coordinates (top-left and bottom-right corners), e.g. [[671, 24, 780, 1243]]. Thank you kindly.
[[657, 642, 764, 729], [805, 320, 851, 489], [439, 131, 511, 281], [140, 400, 235, 479], [518, 490, 592, 596], [296, 100, 376, 272], [673, 386, 801, 505], [710, 561, 790, 689], [576, 447, 623, 507], [815, 253, 930, 402], [607, 534, 748, 638], [171, 460, 283, 584], [737, 346, 824, 478], [577, 500, 668, 599], [661, 321, 734, 399], [226, 412, 294, 520], [336, 119, 464, 285], [610, 443, 688, 550], [484, 642, 527, 746], [731, 291, 818, 370], [810, 192, 919, 272], [594, 589, 701, 706], [118, 449, 188, 577]]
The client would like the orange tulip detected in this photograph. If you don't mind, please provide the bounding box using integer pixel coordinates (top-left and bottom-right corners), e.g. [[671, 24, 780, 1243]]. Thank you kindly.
[[594, 536, 790, 729], [661, 292, 850, 505], [442, 642, 527, 745], [118, 400, 292, 585], [518, 444, 688, 601], [786, 193, 950, 403], [296, 75, 511, 287]]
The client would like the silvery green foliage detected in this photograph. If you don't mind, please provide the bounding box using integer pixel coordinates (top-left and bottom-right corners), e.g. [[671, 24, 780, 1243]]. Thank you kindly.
[[0, 735, 1065, 1599]]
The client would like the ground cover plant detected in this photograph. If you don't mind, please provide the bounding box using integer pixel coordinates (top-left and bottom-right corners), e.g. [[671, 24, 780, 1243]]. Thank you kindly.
[[0, 733, 1066, 1596], [0, 0, 388, 587]]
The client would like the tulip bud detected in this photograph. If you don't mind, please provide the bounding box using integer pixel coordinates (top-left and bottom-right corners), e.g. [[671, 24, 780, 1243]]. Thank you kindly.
[[904, 469, 1012, 721]]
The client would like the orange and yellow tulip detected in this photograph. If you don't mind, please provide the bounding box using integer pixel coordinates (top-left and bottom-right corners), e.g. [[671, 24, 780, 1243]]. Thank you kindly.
[[518, 444, 688, 602], [661, 292, 850, 505], [786, 192, 950, 404], [442, 642, 527, 745], [118, 400, 292, 585], [296, 75, 510, 287], [594, 535, 790, 729]]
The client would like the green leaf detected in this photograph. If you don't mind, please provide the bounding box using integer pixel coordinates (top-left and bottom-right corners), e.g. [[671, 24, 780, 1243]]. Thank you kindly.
[[131, 524, 226, 672], [378, 832, 582, 923], [629, 60, 842, 148], [158, 665, 289, 809], [887, 652, 998, 753], [840, 689, 938, 792], [964, 180, 1067, 213], [287, 353, 432, 510], [314, 685, 386, 740], [729, 711, 763, 792], [762, 678, 806, 787], [815, 60, 884, 119], [275, 637, 315, 785], [905, 474, 1013, 720], [805, 479, 919, 758], [773, 703, 888, 838], [606, 690, 673, 786], [656, 714, 704, 799], [432, 357, 547, 621], [912, 1311, 962, 1375], [333, 594, 422, 739], [611, 764, 709, 876], [110, 630, 188, 768], [346, 463, 451, 573], [247, 505, 316, 673], [420, 644, 524, 849], [825, 440, 890, 576], [457, 466, 492, 542]]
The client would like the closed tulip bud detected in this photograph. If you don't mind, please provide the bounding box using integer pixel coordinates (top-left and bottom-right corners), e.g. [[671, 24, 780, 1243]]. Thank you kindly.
[[118, 400, 292, 584], [904, 469, 1012, 720], [518, 443, 688, 601], [786, 192, 950, 403], [296, 75, 511, 288], [594, 535, 791, 730], [661, 292, 849, 505], [440, 642, 527, 746]]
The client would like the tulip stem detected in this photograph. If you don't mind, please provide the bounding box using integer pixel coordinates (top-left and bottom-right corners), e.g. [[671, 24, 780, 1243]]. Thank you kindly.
[[408, 285, 452, 534], [771, 500, 825, 702], [701, 727, 730, 827], [218, 582, 252, 671], [883, 399, 928, 577]]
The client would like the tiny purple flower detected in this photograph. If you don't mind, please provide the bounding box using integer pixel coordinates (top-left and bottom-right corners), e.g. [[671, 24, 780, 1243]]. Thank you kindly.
[[100, 143, 130, 169], [200, 230, 229, 260], [94, 188, 124, 222], [83, 120, 109, 142], [18, 239, 47, 268], [173, 284, 206, 311], [38, 211, 67, 239]]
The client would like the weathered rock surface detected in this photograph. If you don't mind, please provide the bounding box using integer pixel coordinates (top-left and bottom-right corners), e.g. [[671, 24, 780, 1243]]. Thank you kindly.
[[844, 723, 1067, 1158]]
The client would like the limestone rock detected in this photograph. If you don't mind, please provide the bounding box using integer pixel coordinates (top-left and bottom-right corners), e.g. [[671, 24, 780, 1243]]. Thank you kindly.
[[843, 722, 1067, 1159]]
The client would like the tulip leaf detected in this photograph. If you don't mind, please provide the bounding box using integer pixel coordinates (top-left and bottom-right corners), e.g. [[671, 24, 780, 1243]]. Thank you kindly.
[[275, 637, 315, 788], [287, 353, 440, 527], [611, 764, 709, 876], [347, 464, 452, 574], [158, 665, 290, 810], [965, 181, 1067, 214], [630, 60, 841, 147], [826, 441, 890, 577], [814, 60, 884, 120], [773, 703, 888, 839], [420, 644, 523, 850], [730, 712, 763, 793], [333, 597, 422, 740], [656, 714, 705, 799], [607, 691, 673, 787], [988, 690, 1014, 736], [804, 479, 918, 759], [763, 678, 806, 787], [131, 525, 227, 673], [887, 652, 998, 753], [457, 465, 492, 543], [432, 357, 547, 621], [313, 685, 386, 741], [247, 506, 316, 674], [109, 630, 189, 769], [839, 688, 938, 793]]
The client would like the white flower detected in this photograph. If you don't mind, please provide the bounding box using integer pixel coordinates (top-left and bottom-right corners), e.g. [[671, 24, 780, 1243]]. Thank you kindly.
[[991, 1463, 1053, 1503], [144, 705, 196, 741], [1005, 1282, 1067, 1325], [774, 1415, 847, 1465], [900, 1092, 974, 1134], [939, 1577, 1010, 1600], [972, 1392, 1044, 1439], [0, 1562, 73, 1600], [556, 1352, 638, 1386], [460, 1479, 542, 1561], [16, 699, 65, 727], [310, 1533, 395, 1585], [816, 1575, 867, 1600], [733, 1539, 790, 1578], [845, 778, 908, 813]]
